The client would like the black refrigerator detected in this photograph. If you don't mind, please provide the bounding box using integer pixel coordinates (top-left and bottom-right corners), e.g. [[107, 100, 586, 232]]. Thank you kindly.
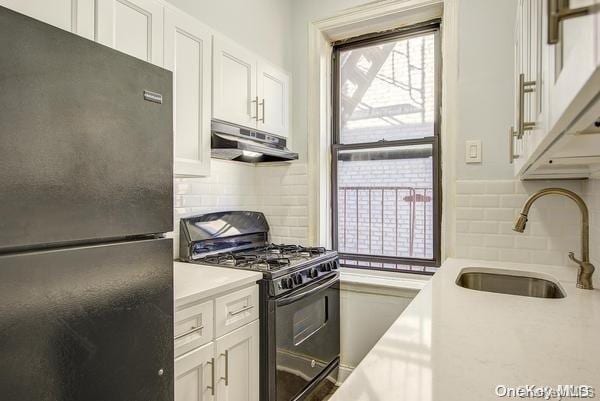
[[0, 6, 174, 401]]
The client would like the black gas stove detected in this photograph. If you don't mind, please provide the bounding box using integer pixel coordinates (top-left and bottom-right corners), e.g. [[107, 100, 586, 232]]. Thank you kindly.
[[179, 211, 339, 296], [179, 211, 340, 401]]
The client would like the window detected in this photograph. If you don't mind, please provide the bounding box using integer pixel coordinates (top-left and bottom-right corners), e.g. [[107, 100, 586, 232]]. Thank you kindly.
[[332, 21, 441, 274]]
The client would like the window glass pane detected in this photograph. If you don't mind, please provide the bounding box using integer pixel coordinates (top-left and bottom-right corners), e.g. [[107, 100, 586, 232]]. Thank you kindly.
[[336, 144, 434, 260], [339, 32, 436, 144]]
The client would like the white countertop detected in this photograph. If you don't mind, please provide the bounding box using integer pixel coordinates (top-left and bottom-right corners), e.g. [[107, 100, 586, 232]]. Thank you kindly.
[[174, 261, 262, 307], [330, 258, 600, 401]]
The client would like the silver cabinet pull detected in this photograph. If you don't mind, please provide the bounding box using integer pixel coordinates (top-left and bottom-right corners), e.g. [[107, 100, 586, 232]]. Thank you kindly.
[[259, 99, 265, 123], [174, 325, 204, 340], [517, 73, 536, 139], [229, 305, 253, 316], [207, 357, 215, 395], [509, 126, 520, 164], [251, 96, 259, 120], [548, 0, 594, 45], [220, 350, 229, 386]]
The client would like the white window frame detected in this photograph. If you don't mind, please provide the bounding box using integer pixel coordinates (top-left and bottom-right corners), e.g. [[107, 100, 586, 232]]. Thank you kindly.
[[305, 0, 459, 266]]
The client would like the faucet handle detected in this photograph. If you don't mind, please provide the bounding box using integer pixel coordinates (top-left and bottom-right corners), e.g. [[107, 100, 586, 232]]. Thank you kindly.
[[568, 252, 582, 265]]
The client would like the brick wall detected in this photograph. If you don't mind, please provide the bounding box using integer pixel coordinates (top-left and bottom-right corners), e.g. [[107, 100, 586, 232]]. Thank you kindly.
[[337, 157, 434, 259]]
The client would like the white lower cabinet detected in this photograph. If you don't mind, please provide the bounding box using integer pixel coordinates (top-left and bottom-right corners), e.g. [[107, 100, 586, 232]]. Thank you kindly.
[[215, 321, 259, 401], [176, 342, 216, 401], [175, 284, 259, 401]]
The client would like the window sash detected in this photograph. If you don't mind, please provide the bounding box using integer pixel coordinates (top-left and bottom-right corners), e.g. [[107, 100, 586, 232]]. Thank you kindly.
[[331, 23, 442, 272]]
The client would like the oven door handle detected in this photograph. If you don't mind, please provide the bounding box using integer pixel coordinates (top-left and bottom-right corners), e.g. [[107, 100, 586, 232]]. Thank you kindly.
[[276, 273, 339, 306]]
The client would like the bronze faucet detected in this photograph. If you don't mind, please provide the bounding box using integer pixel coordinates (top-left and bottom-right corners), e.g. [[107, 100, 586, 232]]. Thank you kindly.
[[513, 188, 595, 290]]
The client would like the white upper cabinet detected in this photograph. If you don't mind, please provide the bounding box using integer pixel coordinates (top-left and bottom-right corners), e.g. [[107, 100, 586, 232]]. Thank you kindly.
[[511, 0, 600, 179], [257, 61, 290, 137], [96, 0, 164, 66], [215, 321, 259, 401], [213, 36, 258, 128], [547, 0, 599, 133], [213, 35, 291, 138], [0, 0, 95, 39], [164, 7, 212, 177]]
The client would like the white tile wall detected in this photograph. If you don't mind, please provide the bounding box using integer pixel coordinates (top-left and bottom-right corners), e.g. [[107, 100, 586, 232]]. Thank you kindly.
[[454, 179, 587, 267], [255, 162, 309, 245], [584, 178, 600, 272], [172, 160, 309, 258]]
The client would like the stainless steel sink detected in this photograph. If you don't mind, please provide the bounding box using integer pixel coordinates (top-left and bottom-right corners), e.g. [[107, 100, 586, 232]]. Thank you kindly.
[[456, 269, 565, 299]]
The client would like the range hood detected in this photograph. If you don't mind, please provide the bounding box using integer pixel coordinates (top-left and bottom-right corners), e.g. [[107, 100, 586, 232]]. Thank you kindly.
[[211, 120, 298, 163]]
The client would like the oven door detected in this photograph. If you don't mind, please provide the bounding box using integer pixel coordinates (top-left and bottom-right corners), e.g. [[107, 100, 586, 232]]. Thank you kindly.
[[274, 272, 340, 401]]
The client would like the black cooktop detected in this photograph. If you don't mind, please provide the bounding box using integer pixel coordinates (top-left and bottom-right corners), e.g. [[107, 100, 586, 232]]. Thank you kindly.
[[193, 244, 336, 273]]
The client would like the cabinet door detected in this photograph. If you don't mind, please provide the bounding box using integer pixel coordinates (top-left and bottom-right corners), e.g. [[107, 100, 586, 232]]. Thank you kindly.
[[547, 0, 599, 134], [215, 321, 259, 401], [212, 36, 257, 128], [0, 0, 95, 39], [257, 61, 290, 137], [164, 8, 212, 177], [97, 0, 164, 66], [175, 342, 216, 401]]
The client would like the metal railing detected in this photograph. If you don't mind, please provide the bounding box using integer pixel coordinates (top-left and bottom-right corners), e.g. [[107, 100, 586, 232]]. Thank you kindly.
[[338, 186, 433, 260]]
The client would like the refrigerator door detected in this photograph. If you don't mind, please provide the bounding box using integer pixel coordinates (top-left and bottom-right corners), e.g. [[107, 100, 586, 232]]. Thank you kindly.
[[0, 7, 173, 252], [0, 238, 174, 401]]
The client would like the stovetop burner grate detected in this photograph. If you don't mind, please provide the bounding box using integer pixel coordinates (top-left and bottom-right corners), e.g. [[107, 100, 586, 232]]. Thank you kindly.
[[196, 244, 330, 272]]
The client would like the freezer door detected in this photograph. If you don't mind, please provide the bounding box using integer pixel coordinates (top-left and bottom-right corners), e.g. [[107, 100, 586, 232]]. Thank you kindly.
[[0, 7, 173, 251], [0, 238, 174, 401]]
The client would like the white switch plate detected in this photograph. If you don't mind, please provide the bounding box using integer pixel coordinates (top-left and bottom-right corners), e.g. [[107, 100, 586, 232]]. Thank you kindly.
[[465, 140, 482, 163]]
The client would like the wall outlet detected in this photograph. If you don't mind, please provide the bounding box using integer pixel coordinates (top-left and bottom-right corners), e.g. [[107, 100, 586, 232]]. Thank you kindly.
[[465, 140, 482, 163]]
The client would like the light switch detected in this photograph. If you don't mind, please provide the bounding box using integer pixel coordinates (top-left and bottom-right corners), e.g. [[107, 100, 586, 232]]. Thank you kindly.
[[465, 140, 482, 163]]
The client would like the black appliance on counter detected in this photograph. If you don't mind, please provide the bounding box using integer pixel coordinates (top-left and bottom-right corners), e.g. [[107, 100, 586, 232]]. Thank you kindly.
[[180, 211, 340, 401], [0, 6, 174, 401]]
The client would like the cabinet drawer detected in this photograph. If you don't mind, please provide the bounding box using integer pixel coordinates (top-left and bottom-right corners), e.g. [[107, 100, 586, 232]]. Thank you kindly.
[[215, 285, 259, 337], [175, 300, 214, 357]]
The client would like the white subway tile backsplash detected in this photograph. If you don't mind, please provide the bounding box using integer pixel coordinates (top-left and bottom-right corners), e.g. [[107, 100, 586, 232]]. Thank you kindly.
[[483, 208, 515, 221], [484, 181, 515, 194], [483, 235, 514, 249], [469, 221, 499, 234], [454, 179, 586, 266], [456, 207, 484, 220], [470, 195, 500, 208], [456, 181, 485, 194], [172, 160, 310, 258], [455, 195, 471, 207], [499, 194, 529, 208], [513, 236, 548, 250], [583, 179, 600, 287]]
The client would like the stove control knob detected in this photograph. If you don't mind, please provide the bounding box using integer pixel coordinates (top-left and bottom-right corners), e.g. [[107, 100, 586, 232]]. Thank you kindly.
[[281, 277, 294, 289], [293, 274, 303, 285], [331, 260, 338, 270], [309, 268, 318, 278], [324, 262, 332, 272]]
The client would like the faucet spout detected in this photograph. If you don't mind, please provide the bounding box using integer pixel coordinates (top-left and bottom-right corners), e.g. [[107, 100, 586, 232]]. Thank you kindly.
[[513, 188, 594, 290]]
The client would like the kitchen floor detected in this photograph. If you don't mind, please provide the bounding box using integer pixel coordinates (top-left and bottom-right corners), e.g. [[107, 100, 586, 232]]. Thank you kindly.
[[322, 387, 338, 401]]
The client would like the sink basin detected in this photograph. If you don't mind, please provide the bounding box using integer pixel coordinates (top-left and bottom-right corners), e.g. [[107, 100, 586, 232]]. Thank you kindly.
[[456, 269, 565, 299]]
